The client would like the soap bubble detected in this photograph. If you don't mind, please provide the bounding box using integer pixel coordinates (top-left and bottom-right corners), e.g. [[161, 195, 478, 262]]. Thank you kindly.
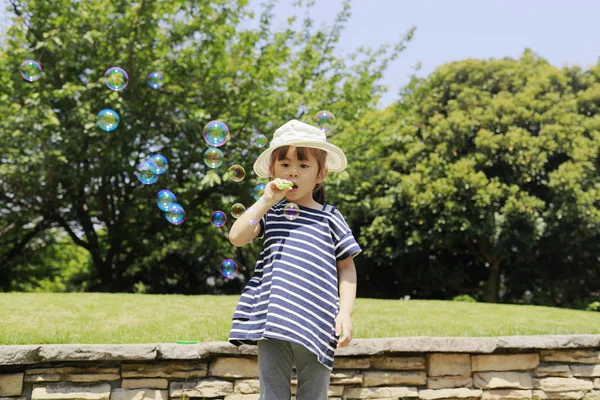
[[20, 60, 42, 82], [251, 134, 267, 148], [211, 210, 227, 227], [220, 259, 238, 279], [147, 72, 164, 89], [283, 203, 300, 221], [105, 67, 128, 91], [203, 120, 229, 147], [231, 203, 246, 219], [97, 109, 120, 132], [165, 203, 186, 225], [253, 183, 266, 201], [204, 148, 224, 169], [150, 154, 168, 174], [228, 165, 246, 182], [157, 190, 176, 211], [136, 160, 159, 184], [314, 110, 335, 133]]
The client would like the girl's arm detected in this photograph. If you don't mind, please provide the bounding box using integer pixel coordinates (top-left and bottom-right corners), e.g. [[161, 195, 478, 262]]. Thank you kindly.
[[228, 178, 293, 247], [335, 257, 357, 347]]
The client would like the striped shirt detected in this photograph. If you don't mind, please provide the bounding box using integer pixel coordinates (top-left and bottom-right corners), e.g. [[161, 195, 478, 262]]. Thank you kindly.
[[228, 199, 362, 370]]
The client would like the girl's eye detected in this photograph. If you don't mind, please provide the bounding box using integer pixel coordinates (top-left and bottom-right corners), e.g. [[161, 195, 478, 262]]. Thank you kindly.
[[300, 164, 309, 168], [280, 163, 288, 168]]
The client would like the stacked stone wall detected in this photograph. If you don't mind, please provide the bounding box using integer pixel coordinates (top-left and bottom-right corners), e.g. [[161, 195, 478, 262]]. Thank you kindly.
[[1, 335, 599, 399]]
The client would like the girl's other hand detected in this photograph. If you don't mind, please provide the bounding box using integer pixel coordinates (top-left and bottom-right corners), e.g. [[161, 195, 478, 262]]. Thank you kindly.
[[335, 310, 353, 348], [262, 178, 293, 205]]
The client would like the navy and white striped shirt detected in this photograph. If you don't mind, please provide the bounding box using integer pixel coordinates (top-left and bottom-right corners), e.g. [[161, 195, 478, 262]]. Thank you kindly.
[[229, 199, 362, 370]]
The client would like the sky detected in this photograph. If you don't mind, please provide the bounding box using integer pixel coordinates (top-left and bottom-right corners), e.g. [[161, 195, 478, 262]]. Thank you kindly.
[[1, 0, 598, 108], [261, 0, 600, 107]]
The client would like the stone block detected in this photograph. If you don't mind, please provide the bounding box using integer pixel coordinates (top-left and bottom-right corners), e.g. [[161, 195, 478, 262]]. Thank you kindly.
[[38, 345, 156, 362], [418, 387, 483, 399], [596, 378, 600, 389], [208, 357, 258, 378], [223, 395, 259, 400], [111, 389, 167, 400], [121, 379, 168, 390], [343, 386, 418, 398], [327, 386, 344, 396], [481, 389, 533, 399], [535, 365, 573, 378], [474, 372, 533, 389], [427, 376, 472, 389], [0, 374, 24, 397], [427, 354, 471, 377], [31, 383, 111, 400], [583, 391, 600, 400], [472, 354, 539, 371], [362, 370, 426, 386], [0, 346, 41, 365], [571, 364, 600, 377], [541, 350, 600, 364], [330, 370, 363, 384], [332, 357, 370, 369], [532, 390, 585, 399], [233, 379, 259, 394], [370, 356, 425, 370], [121, 362, 207, 379], [170, 378, 234, 398], [533, 377, 594, 392]]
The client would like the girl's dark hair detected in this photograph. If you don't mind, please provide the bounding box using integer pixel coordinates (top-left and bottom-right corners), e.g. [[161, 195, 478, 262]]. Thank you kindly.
[[269, 146, 328, 204]]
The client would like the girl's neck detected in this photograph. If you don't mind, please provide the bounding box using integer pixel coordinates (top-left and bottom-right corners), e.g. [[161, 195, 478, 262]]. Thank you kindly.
[[285, 195, 322, 210]]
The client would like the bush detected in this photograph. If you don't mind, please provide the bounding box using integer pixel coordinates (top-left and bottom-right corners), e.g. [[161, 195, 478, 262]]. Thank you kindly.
[[452, 294, 477, 303]]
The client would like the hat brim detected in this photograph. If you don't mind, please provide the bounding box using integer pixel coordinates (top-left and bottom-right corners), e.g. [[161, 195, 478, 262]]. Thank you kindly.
[[253, 140, 347, 178]]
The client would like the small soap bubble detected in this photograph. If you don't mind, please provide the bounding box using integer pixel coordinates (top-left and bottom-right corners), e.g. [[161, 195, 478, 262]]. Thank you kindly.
[[136, 160, 159, 184], [228, 165, 246, 182], [105, 67, 128, 91], [97, 109, 120, 132], [150, 154, 168, 174], [314, 110, 335, 133], [165, 203, 186, 225], [157, 189, 176, 211], [220, 259, 238, 279], [147, 71, 164, 89], [210, 210, 227, 227], [253, 183, 266, 201], [231, 203, 246, 219], [251, 134, 267, 148], [204, 148, 224, 169], [20, 60, 42, 82], [283, 203, 300, 221], [203, 120, 229, 147]]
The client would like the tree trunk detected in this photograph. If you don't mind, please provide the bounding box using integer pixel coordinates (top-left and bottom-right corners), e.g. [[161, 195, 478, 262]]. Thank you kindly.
[[484, 260, 501, 303]]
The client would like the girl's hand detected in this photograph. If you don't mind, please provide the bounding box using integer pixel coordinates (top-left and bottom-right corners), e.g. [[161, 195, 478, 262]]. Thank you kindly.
[[261, 178, 293, 205], [335, 311, 353, 348]]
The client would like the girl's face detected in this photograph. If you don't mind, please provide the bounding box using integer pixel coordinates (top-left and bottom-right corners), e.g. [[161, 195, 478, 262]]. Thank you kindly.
[[271, 146, 327, 205]]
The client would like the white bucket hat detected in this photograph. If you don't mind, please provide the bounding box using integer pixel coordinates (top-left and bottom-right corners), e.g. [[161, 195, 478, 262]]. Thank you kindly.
[[253, 119, 347, 178]]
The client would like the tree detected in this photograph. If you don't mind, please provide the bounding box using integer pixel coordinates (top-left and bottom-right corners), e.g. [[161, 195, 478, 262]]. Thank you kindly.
[[0, 0, 414, 292], [332, 50, 599, 304]]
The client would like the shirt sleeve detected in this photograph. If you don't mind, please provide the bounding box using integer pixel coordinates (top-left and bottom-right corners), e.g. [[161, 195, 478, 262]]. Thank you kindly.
[[330, 208, 362, 261]]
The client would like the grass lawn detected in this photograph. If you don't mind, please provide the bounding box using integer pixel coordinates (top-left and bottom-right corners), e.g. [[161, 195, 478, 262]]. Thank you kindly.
[[0, 293, 599, 345]]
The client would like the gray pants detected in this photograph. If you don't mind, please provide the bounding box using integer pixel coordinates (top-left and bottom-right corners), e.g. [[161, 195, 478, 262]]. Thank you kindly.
[[258, 338, 331, 400]]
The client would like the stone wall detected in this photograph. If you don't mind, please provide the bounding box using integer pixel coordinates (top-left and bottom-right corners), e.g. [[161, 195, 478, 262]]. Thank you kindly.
[[1, 335, 599, 400]]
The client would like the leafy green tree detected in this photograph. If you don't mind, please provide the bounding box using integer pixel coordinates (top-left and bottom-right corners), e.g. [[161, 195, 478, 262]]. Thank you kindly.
[[332, 50, 599, 304], [0, 0, 413, 292]]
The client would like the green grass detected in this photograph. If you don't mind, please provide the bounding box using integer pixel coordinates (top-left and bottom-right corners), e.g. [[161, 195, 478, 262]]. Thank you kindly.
[[0, 293, 599, 344]]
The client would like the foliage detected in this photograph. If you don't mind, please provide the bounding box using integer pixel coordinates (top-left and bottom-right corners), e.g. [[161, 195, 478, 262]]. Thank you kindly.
[[0, 0, 413, 292], [331, 50, 599, 305]]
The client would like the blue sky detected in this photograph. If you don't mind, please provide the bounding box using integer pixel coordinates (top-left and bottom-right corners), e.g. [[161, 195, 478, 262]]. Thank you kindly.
[[261, 0, 600, 107], [2, 0, 598, 108]]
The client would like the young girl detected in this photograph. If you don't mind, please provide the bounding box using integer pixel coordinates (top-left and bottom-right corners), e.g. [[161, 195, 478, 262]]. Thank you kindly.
[[228, 119, 361, 400]]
